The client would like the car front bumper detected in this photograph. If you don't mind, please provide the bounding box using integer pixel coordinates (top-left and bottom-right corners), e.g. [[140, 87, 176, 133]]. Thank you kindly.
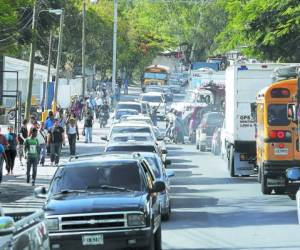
[[49, 227, 152, 250]]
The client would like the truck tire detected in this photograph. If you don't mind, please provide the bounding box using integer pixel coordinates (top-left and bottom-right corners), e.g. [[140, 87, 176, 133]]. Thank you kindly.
[[261, 166, 272, 195], [229, 145, 236, 177], [274, 187, 285, 195]]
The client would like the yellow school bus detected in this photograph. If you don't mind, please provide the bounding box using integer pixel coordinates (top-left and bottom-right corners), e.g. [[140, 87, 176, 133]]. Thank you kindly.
[[143, 65, 170, 86], [256, 78, 299, 194]]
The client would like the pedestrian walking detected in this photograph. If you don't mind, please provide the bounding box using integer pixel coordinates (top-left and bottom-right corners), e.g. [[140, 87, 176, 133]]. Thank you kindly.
[[66, 117, 79, 156], [24, 128, 39, 186], [5, 126, 17, 175], [84, 111, 93, 143], [35, 122, 46, 166], [18, 119, 28, 166], [45, 111, 55, 131], [0, 144, 7, 184], [48, 119, 65, 166]]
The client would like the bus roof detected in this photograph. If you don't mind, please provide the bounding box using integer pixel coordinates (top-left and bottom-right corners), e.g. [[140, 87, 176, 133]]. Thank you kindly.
[[257, 78, 297, 99], [145, 64, 170, 72]]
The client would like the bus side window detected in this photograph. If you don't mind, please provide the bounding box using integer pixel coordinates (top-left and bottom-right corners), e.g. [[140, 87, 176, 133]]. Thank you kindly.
[[287, 104, 297, 121]]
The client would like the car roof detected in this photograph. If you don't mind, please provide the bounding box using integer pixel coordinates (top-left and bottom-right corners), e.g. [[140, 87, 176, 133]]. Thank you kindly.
[[63, 154, 139, 167], [106, 141, 156, 147], [113, 122, 151, 128], [141, 92, 163, 96], [116, 109, 138, 112], [111, 132, 152, 137], [117, 101, 141, 105]]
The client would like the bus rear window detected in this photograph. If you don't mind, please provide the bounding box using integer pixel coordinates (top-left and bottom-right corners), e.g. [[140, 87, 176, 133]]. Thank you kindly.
[[268, 104, 289, 126]]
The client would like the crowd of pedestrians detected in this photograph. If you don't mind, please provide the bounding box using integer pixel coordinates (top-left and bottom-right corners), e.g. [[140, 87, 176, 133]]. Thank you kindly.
[[0, 80, 128, 186]]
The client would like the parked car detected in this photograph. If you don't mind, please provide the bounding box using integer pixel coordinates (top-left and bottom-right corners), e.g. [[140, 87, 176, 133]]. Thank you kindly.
[[196, 112, 224, 151], [0, 209, 50, 250], [35, 154, 165, 250], [138, 152, 174, 220]]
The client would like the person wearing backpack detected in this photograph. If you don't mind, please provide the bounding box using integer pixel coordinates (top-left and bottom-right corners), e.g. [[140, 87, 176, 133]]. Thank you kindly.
[[84, 111, 93, 143], [5, 126, 17, 175], [24, 128, 39, 186], [48, 119, 65, 166]]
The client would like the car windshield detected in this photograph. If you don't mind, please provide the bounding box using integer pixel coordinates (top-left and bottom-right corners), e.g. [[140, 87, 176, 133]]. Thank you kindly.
[[144, 156, 162, 178], [142, 95, 162, 102], [112, 126, 151, 134], [116, 110, 138, 119], [268, 104, 289, 126], [117, 104, 141, 113], [106, 145, 156, 153], [49, 163, 146, 194]]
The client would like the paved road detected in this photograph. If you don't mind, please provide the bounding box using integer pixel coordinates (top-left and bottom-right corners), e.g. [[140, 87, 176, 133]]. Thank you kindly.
[[1, 88, 299, 249], [162, 143, 300, 250]]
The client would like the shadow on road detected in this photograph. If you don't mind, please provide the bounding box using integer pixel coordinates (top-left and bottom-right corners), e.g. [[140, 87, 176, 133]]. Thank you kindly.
[[168, 164, 198, 169], [171, 176, 257, 186]]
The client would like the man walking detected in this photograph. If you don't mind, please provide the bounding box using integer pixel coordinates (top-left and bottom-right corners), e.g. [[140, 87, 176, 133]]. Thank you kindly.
[[24, 128, 39, 186], [48, 119, 65, 166], [84, 111, 93, 143], [18, 119, 28, 166], [35, 122, 46, 166]]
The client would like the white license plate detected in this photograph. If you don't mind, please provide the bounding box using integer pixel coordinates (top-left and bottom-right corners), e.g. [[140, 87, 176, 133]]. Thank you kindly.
[[82, 234, 103, 246], [274, 148, 288, 155], [267, 177, 286, 187]]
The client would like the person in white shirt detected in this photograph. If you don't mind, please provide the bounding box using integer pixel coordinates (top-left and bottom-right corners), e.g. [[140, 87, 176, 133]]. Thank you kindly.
[[66, 118, 79, 155]]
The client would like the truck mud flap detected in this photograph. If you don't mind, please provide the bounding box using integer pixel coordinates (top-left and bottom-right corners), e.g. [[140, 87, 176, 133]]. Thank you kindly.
[[234, 152, 255, 176]]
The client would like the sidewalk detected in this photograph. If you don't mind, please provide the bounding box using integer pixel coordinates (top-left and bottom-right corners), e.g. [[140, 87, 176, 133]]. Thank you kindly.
[[0, 120, 108, 214]]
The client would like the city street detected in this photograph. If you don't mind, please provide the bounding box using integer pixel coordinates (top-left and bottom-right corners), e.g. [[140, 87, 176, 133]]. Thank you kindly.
[[1, 91, 299, 249]]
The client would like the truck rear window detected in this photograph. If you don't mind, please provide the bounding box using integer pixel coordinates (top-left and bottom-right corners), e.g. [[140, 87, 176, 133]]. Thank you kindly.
[[268, 104, 289, 126]]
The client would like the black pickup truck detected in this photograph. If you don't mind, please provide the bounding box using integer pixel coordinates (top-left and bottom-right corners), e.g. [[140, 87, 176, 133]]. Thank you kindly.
[[35, 153, 165, 250]]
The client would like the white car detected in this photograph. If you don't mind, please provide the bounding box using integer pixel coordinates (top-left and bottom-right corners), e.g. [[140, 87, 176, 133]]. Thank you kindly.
[[139, 92, 166, 119], [120, 114, 154, 126]]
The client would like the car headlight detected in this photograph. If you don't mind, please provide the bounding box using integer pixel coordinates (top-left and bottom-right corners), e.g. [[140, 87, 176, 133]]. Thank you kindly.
[[127, 214, 145, 227], [46, 218, 59, 231]]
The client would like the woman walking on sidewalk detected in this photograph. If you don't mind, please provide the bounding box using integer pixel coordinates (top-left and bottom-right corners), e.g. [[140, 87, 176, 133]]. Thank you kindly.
[[66, 118, 79, 156], [5, 126, 17, 175]]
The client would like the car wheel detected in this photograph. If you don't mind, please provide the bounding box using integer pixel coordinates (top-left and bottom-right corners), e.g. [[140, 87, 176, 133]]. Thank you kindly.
[[162, 212, 170, 221], [154, 225, 162, 250], [200, 145, 206, 152], [196, 141, 199, 150]]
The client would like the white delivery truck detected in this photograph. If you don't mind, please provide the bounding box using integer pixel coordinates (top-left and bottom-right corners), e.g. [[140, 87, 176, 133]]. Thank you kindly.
[[223, 63, 290, 177]]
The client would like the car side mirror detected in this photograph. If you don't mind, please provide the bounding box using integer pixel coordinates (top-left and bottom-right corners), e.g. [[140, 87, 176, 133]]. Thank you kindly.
[[151, 181, 165, 193], [101, 136, 108, 141], [161, 149, 168, 154], [287, 104, 297, 122], [34, 186, 47, 199], [166, 169, 175, 178], [286, 167, 300, 181], [0, 216, 15, 235], [165, 159, 172, 165]]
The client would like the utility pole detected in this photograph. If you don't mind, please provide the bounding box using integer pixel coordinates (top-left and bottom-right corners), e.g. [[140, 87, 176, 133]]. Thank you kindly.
[[112, 0, 118, 96], [53, 9, 64, 112], [82, 0, 86, 97], [45, 30, 53, 111], [25, 1, 37, 120]]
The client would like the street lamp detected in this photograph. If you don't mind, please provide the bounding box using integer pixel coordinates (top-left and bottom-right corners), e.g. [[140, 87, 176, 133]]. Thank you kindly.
[[112, 0, 118, 98]]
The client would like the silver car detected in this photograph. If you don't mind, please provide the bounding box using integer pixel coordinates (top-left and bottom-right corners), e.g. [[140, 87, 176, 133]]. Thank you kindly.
[[137, 152, 174, 220]]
